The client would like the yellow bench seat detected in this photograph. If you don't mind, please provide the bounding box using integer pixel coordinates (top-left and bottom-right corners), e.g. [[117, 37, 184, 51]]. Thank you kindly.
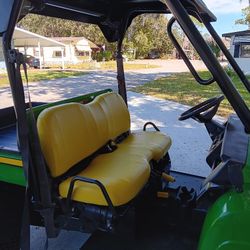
[[59, 132, 171, 206], [37, 92, 172, 207]]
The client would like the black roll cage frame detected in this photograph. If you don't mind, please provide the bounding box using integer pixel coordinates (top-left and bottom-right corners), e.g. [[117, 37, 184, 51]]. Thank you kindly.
[[117, 1, 250, 134], [164, 0, 250, 133], [4, 0, 250, 131], [2, 0, 250, 242]]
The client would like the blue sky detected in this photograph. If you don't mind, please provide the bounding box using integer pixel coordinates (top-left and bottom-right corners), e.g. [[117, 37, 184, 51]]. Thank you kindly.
[[203, 0, 249, 35]]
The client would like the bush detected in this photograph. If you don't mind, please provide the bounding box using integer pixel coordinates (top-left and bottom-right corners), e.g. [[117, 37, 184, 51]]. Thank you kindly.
[[95, 51, 113, 62], [103, 51, 113, 61]]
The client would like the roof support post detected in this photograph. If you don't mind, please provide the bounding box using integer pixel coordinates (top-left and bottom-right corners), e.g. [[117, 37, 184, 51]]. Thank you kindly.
[[116, 40, 127, 105], [37, 40, 42, 69], [61, 47, 65, 70]]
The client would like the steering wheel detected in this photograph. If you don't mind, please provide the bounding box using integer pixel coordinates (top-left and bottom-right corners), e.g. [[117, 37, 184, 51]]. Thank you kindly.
[[179, 96, 224, 122]]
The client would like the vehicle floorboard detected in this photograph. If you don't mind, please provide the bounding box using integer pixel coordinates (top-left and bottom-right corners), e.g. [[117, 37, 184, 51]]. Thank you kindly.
[[82, 171, 204, 250]]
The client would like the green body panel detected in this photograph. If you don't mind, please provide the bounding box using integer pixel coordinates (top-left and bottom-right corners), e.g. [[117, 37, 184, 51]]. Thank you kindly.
[[0, 151, 24, 186], [0, 163, 25, 186], [0, 150, 22, 161], [0, 89, 112, 186], [29, 89, 112, 119], [198, 139, 250, 250]]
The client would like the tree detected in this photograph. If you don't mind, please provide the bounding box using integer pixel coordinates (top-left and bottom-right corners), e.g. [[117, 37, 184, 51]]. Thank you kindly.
[[235, 6, 250, 27], [18, 13, 174, 59], [126, 14, 174, 58], [236, 0, 250, 28], [18, 14, 105, 45]]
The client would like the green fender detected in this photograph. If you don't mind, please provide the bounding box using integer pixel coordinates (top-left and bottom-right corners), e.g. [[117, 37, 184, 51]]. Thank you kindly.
[[198, 141, 250, 250]]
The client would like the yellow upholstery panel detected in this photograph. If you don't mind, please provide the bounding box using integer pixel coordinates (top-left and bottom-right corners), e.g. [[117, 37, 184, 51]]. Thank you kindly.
[[59, 146, 151, 206], [59, 132, 171, 206], [37, 91, 172, 206], [37, 103, 105, 177], [37, 92, 130, 177], [123, 131, 172, 161], [94, 93, 130, 140]]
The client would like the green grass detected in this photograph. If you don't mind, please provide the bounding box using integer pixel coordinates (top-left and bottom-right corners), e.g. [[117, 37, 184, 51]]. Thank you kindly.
[[133, 71, 250, 117], [0, 70, 87, 87], [67, 60, 159, 70]]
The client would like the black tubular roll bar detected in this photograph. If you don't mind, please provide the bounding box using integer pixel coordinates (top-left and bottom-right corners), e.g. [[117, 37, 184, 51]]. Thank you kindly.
[[3, 0, 58, 240], [164, 0, 250, 133], [167, 17, 215, 85], [66, 176, 116, 216]]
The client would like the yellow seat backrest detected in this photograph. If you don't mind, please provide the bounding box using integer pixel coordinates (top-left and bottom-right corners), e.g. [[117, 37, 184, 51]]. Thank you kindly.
[[94, 93, 130, 140], [37, 92, 130, 177]]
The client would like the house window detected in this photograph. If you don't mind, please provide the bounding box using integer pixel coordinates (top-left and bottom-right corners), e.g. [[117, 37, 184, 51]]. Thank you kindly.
[[75, 50, 90, 57], [240, 44, 250, 58], [234, 45, 240, 58], [33, 48, 43, 57], [53, 51, 62, 57]]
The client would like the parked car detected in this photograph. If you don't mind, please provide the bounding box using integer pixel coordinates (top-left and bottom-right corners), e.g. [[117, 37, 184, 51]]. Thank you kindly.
[[25, 55, 40, 68], [147, 50, 160, 59]]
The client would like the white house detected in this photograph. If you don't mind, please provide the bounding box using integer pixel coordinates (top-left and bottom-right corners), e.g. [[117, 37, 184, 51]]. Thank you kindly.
[[222, 30, 250, 74], [13, 27, 66, 68], [0, 27, 99, 69], [52, 37, 94, 64], [22, 36, 97, 67]]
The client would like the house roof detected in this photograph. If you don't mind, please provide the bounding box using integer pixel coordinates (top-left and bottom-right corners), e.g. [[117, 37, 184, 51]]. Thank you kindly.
[[13, 27, 66, 47], [222, 30, 250, 38], [53, 37, 100, 49], [53, 37, 84, 42]]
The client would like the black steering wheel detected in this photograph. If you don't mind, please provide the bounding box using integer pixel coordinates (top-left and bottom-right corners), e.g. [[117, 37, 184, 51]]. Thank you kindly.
[[179, 96, 224, 122]]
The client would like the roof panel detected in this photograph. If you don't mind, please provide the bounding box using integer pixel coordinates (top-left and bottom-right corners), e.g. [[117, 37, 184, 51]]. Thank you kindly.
[[23, 0, 216, 42], [13, 27, 66, 47]]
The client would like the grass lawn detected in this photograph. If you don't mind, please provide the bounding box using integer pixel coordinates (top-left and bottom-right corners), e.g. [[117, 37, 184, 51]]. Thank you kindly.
[[134, 71, 250, 117], [67, 60, 159, 70], [0, 61, 158, 87], [0, 70, 87, 87]]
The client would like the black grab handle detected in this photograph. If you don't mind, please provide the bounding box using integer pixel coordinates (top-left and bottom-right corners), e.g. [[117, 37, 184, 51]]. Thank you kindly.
[[167, 17, 215, 86]]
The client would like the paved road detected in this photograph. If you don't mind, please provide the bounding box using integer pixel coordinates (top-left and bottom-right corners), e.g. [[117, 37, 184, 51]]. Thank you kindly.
[[0, 59, 210, 108], [0, 70, 170, 108]]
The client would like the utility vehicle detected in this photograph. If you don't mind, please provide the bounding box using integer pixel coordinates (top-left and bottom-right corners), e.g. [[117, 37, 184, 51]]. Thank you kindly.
[[1, 0, 250, 250]]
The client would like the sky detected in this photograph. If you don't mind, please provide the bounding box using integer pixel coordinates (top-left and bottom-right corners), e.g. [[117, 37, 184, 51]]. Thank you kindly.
[[203, 0, 249, 35]]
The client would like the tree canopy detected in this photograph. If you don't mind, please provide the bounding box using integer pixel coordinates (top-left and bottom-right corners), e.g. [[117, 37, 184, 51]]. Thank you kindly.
[[18, 14, 105, 44], [18, 14, 174, 58], [235, 6, 250, 27]]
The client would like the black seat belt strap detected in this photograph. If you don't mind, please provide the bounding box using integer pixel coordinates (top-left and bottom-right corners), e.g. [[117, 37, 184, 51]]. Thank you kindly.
[[21, 53, 59, 240], [8, 49, 31, 250], [9, 50, 58, 250]]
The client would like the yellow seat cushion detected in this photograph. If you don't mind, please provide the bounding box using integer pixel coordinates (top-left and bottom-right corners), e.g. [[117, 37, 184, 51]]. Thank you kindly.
[[123, 131, 172, 161], [59, 132, 171, 206], [59, 146, 151, 206]]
